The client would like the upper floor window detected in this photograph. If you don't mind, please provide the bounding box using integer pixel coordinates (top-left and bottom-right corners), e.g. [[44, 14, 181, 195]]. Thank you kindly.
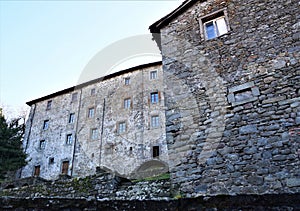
[[91, 88, 96, 96], [153, 146, 160, 158], [151, 115, 160, 128], [46, 100, 52, 110], [124, 98, 131, 109], [66, 134, 73, 145], [118, 122, 126, 134], [68, 113, 75, 124], [200, 10, 229, 40], [150, 92, 159, 104], [43, 120, 49, 130], [150, 70, 158, 80], [125, 77, 130, 85], [88, 107, 95, 118], [71, 92, 78, 102], [90, 128, 98, 140], [39, 140, 46, 149]]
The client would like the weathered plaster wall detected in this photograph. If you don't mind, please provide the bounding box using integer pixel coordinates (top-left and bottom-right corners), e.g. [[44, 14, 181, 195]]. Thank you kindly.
[[22, 63, 168, 180], [159, 0, 300, 196]]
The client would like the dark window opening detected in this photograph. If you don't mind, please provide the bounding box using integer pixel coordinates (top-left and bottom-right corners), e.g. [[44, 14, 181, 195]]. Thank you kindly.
[[46, 100, 52, 110], [43, 120, 49, 130], [71, 93, 78, 102], [34, 165, 40, 177], [153, 146, 160, 158], [49, 157, 54, 164], [125, 77, 130, 85], [62, 161, 69, 175], [91, 88, 96, 96], [39, 140, 45, 149], [150, 92, 159, 104], [68, 113, 75, 124]]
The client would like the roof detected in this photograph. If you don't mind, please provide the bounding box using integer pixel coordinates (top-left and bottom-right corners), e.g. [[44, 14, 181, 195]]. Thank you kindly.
[[149, 0, 204, 33], [26, 61, 162, 106]]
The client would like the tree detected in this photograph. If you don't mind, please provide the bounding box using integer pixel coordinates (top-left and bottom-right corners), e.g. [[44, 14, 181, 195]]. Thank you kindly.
[[0, 113, 27, 180]]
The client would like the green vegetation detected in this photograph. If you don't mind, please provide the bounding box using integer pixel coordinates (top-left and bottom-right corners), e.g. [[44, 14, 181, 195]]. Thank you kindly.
[[0, 113, 27, 180], [132, 172, 170, 182]]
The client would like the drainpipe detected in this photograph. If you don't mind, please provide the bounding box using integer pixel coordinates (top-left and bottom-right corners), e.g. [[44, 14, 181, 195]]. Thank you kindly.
[[71, 89, 82, 177], [99, 98, 106, 168]]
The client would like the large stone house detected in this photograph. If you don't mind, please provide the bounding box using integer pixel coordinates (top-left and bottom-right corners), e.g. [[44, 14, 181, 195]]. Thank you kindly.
[[150, 0, 299, 196], [21, 62, 169, 180]]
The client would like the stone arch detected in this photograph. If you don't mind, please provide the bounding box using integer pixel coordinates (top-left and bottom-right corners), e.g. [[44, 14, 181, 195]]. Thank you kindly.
[[131, 159, 169, 179]]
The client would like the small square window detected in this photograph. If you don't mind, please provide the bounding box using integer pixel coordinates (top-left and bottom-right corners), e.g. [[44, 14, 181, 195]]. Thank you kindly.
[[153, 146, 160, 158], [88, 107, 95, 118], [125, 77, 130, 85], [118, 122, 126, 134], [150, 71, 158, 80], [46, 100, 52, 110], [200, 10, 229, 40], [91, 88, 96, 96], [68, 113, 75, 124], [151, 115, 160, 128], [71, 93, 78, 102], [150, 92, 159, 104], [124, 98, 131, 109], [66, 134, 73, 145], [91, 128, 98, 140], [39, 140, 46, 149], [43, 120, 49, 130]]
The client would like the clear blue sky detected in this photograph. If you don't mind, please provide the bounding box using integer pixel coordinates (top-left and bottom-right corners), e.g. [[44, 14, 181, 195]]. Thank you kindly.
[[0, 0, 182, 116]]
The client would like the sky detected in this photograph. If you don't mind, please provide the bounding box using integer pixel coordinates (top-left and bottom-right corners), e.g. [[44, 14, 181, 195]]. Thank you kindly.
[[0, 0, 183, 118]]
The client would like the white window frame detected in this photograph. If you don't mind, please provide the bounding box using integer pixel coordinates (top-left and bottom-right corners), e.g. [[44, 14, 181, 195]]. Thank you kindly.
[[118, 122, 126, 134], [125, 77, 130, 85], [68, 113, 75, 124], [200, 9, 230, 40], [66, 134, 73, 145], [151, 92, 159, 104], [90, 128, 98, 140], [39, 140, 46, 149], [88, 107, 95, 118], [151, 115, 160, 128], [43, 120, 49, 130], [150, 70, 158, 80], [124, 98, 131, 109]]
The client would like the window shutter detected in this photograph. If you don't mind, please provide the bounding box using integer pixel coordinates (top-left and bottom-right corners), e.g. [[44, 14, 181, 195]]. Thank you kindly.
[[158, 91, 161, 102]]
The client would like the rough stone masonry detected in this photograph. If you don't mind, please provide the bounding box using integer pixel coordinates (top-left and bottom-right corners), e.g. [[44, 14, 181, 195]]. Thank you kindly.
[[150, 0, 300, 197]]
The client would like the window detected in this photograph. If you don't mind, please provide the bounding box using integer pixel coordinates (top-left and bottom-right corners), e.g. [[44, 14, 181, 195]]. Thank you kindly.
[[88, 107, 95, 118], [91, 88, 96, 96], [39, 140, 46, 149], [124, 98, 131, 109], [33, 165, 40, 177], [49, 157, 54, 164], [71, 92, 78, 102], [153, 146, 160, 158], [150, 70, 158, 80], [91, 128, 98, 140], [61, 161, 69, 175], [68, 113, 75, 124], [150, 92, 159, 104], [66, 134, 73, 145], [118, 122, 126, 134], [125, 77, 130, 85], [46, 100, 52, 110], [43, 120, 49, 130], [200, 10, 229, 40], [151, 115, 160, 128]]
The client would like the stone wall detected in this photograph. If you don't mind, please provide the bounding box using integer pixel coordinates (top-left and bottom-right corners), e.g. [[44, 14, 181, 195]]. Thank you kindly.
[[21, 62, 168, 180], [158, 0, 300, 196]]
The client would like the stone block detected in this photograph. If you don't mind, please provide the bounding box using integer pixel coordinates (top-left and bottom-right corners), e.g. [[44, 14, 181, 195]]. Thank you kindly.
[[239, 125, 258, 134], [286, 178, 300, 187]]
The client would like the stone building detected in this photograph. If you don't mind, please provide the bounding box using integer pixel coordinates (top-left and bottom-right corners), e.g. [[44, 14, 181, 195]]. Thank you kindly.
[[21, 62, 169, 180], [150, 0, 300, 196]]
